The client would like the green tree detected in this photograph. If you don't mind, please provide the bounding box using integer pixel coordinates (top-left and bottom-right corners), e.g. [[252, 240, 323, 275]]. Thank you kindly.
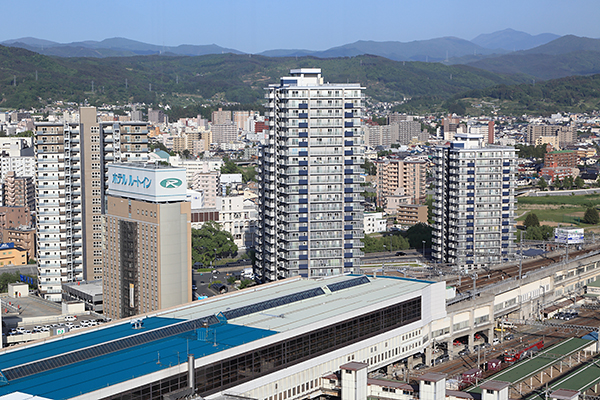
[[574, 176, 585, 189], [220, 157, 242, 174], [361, 159, 377, 176], [425, 197, 434, 224], [584, 207, 600, 225], [404, 223, 432, 249], [524, 225, 555, 241], [362, 191, 377, 204], [239, 279, 254, 289], [524, 212, 540, 229], [241, 166, 257, 183], [563, 176, 573, 190], [538, 177, 548, 191], [554, 178, 563, 190], [227, 275, 237, 285], [191, 221, 238, 266]]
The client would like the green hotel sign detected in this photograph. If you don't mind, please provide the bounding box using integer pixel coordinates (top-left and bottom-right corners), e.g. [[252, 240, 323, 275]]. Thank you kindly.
[[160, 178, 183, 189]]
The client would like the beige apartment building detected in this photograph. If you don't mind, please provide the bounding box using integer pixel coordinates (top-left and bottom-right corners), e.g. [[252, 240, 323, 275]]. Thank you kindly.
[[3, 171, 34, 210], [375, 158, 426, 208], [527, 123, 576, 147], [35, 107, 149, 301], [103, 164, 192, 319]]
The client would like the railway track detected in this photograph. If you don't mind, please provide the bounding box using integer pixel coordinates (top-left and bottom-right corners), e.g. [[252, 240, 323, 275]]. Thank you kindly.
[[415, 310, 600, 381], [451, 246, 598, 293]]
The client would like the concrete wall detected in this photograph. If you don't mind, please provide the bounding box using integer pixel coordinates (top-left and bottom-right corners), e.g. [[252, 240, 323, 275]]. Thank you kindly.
[[158, 202, 192, 310]]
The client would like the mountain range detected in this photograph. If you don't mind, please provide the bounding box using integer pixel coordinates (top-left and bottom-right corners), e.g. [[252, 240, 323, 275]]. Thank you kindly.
[[0, 29, 566, 60], [2, 29, 600, 115]]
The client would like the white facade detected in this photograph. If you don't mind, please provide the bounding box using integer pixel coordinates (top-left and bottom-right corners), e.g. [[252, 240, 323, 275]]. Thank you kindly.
[[432, 134, 517, 269], [206, 196, 258, 250], [169, 156, 223, 187], [256, 68, 365, 281], [364, 212, 387, 234], [0, 137, 33, 157], [107, 164, 187, 202], [0, 156, 35, 181], [35, 112, 149, 301]]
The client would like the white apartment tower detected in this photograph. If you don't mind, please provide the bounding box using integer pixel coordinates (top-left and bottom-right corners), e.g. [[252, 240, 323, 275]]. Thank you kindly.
[[255, 68, 365, 281], [432, 134, 516, 269], [35, 107, 148, 301]]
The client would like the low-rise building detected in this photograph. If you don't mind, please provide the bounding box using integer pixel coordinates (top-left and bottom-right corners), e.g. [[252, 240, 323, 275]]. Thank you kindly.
[[62, 279, 103, 313], [395, 204, 428, 226], [364, 212, 387, 234], [2, 225, 35, 258], [0, 242, 28, 266]]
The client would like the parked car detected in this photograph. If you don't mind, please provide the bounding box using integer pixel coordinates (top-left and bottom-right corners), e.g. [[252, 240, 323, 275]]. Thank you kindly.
[[396, 251, 407, 256], [413, 363, 427, 370], [65, 315, 77, 322], [458, 348, 470, 356], [435, 354, 449, 364], [504, 334, 515, 341]]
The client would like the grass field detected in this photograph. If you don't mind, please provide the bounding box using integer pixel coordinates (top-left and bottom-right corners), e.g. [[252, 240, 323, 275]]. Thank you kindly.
[[517, 194, 600, 229], [518, 194, 600, 207]]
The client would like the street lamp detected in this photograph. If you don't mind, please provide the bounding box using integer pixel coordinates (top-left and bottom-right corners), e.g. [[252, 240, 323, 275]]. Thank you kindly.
[[422, 240, 426, 258]]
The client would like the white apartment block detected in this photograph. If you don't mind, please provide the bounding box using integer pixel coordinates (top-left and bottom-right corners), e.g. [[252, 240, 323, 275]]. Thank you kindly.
[[190, 195, 258, 251], [0, 156, 35, 181], [364, 212, 387, 234], [256, 68, 365, 281], [169, 156, 223, 185], [432, 134, 517, 269], [216, 196, 258, 250], [190, 171, 219, 209]]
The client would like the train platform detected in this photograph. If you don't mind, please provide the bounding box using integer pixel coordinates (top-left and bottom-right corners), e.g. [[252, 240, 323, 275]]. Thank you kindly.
[[526, 359, 600, 400], [468, 337, 594, 393]]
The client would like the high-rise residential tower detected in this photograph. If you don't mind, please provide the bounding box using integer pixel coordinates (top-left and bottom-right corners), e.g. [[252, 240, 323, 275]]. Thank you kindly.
[[255, 68, 365, 281], [432, 134, 516, 269], [34, 107, 149, 301]]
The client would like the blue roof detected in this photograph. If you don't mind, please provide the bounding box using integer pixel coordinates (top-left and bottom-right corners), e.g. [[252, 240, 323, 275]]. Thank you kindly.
[[0, 318, 276, 399], [153, 150, 170, 159]]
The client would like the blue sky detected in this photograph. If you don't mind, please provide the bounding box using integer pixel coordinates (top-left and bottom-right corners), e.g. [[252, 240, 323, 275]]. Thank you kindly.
[[2, 0, 599, 53]]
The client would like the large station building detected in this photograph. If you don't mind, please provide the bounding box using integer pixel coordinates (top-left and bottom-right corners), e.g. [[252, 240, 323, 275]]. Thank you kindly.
[[0, 274, 445, 399]]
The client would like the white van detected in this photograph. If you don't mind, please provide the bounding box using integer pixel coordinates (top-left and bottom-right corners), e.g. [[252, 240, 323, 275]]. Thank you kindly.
[[500, 321, 515, 329]]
